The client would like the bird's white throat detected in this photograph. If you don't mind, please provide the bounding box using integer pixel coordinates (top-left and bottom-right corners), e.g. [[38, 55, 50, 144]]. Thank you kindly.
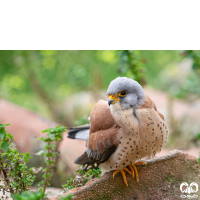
[[110, 102, 138, 132]]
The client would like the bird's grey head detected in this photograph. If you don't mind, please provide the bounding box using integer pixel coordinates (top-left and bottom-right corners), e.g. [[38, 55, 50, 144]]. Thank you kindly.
[[106, 77, 145, 110]]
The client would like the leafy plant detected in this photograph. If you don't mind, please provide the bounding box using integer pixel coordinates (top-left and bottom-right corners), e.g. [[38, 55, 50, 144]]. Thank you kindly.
[[0, 121, 68, 199], [60, 193, 75, 200], [62, 166, 101, 192], [11, 191, 44, 200], [38, 126, 66, 199], [0, 120, 36, 197]]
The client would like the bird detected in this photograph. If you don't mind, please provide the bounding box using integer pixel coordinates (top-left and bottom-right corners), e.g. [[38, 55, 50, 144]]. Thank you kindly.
[[67, 77, 169, 186]]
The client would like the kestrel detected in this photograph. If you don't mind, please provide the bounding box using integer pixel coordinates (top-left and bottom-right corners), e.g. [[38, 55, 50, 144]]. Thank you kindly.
[[68, 77, 169, 186]]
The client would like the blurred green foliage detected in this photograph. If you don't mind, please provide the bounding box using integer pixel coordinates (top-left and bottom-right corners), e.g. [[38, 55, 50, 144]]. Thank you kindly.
[[12, 191, 44, 200], [60, 194, 75, 200], [118, 50, 146, 85], [153, 50, 200, 101], [0, 50, 121, 123], [183, 50, 200, 72], [178, 50, 200, 100], [0, 50, 189, 125]]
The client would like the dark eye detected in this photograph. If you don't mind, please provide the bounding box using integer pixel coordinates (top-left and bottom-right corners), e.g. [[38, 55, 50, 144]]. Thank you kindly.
[[118, 91, 127, 97]]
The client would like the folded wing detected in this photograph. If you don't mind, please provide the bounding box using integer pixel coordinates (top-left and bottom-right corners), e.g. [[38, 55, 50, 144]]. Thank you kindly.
[[75, 100, 120, 165]]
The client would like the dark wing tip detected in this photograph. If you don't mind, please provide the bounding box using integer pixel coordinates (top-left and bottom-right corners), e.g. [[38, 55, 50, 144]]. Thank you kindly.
[[74, 152, 95, 165], [67, 131, 76, 139]]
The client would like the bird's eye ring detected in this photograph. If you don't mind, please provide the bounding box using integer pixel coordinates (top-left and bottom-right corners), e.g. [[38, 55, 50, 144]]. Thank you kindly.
[[118, 91, 127, 97]]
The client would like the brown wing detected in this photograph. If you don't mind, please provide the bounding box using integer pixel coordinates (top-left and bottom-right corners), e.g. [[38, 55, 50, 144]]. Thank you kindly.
[[89, 99, 116, 134], [75, 100, 119, 165]]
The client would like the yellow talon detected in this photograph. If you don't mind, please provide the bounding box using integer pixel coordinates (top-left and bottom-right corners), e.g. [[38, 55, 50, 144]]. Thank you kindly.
[[134, 161, 146, 166], [113, 170, 120, 178], [113, 161, 146, 186], [123, 167, 132, 175], [132, 165, 139, 182], [128, 165, 135, 177], [113, 169, 128, 187], [129, 161, 146, 182]]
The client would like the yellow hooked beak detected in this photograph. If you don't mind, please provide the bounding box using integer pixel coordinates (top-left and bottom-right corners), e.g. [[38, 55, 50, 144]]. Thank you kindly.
[[108, 95, 119, 106]]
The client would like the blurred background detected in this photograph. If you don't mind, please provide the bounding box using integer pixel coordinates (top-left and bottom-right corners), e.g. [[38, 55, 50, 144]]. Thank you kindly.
[[0, 50, 200, 188]]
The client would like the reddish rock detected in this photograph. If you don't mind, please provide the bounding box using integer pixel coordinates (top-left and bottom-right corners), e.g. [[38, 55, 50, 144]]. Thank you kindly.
[[0, 99, 57, 153], [52, 150, 200, 200]]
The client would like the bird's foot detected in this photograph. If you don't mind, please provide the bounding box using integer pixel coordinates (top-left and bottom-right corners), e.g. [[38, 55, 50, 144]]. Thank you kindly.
[[128, 161, 146, 182], [113, 167, 132, 187], [112, 161, 146, 187]]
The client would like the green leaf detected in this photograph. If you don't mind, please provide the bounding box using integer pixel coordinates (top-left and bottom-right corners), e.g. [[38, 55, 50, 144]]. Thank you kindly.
[[67, 186, 75, 190], [12, 191, 44, 200], [5, 124, 12, 126], [41, 129, 49, 133], [60, 194, 75, 200], [42, 138, 52, 142], [7, 133, 14, 140], [11, 194, 22, 200], [48, 133, 55, 140], [39, 137, 46, 140], [1, 142, 9, 152], [0, 132, 5, 140]]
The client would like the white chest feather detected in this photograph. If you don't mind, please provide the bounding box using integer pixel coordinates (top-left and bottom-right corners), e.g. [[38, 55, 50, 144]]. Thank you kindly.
[[110, 103, 139, 133]]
